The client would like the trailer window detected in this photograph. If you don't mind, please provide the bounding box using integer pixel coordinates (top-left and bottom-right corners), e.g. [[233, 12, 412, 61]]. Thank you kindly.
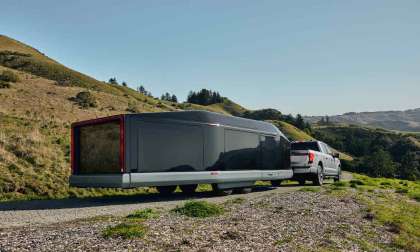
[[224, 130, 259, 170], [77, 121, 121, 174]]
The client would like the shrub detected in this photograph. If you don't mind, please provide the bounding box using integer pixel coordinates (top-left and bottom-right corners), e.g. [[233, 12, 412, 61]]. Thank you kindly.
[[0, 80, 10, 88], [126, 208, 158, 220], [71, 91, 97, 108], [172, 200, 224, 218], [102, 223, 147, 239], [0, 70, 19, 83]]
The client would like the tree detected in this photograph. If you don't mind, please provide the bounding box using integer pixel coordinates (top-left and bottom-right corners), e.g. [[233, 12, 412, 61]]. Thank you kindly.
[[362, 149, 396, 178], [108, 77, 118, 85], [171, 94, 178, 103], [295, 114, 305, 130], [399, 152, 420, 180], [138, 85, 146, 94], [122, 81, 127, 87]]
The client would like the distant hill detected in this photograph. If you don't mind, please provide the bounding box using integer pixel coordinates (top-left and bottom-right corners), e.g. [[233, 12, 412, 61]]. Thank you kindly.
[[305, 108, 420, 132]]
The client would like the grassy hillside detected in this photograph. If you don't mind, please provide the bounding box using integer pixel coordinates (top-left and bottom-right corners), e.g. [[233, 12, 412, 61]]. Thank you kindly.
[[313, 125, 420, 180]]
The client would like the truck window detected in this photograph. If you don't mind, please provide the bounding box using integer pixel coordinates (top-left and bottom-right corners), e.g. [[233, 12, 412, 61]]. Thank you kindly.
[[291, 142, 320, 152]]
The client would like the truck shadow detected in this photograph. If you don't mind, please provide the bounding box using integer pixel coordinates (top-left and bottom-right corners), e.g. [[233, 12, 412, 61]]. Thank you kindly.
[[0, 186, 281, 211]]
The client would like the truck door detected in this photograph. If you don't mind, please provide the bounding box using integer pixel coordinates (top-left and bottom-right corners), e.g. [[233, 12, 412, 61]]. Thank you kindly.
[[321, 143, 335, 175]]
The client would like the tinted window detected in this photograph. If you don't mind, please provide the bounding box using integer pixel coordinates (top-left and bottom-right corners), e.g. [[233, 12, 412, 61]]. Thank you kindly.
[[224, 129, 259, 170], [291, 142, 320, 151], [140, 123, 203, 172], [261, 136, 277, 170]]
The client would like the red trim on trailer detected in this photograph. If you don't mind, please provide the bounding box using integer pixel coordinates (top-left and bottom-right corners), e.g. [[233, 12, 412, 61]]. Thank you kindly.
[[71, 126, 75, 174], [119, 115, 125, 173]]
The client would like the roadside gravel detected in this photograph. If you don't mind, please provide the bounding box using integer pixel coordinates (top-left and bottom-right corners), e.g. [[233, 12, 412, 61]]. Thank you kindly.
[[0, 185, 395, 252]]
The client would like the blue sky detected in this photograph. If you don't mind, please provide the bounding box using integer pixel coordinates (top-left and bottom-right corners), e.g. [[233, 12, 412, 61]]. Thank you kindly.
[[1, 0, 419, 115]]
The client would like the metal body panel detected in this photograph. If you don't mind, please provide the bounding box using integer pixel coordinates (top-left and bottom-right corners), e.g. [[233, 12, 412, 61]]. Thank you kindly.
[[70, 170, 293, 188], [70, 111, 293, 189]]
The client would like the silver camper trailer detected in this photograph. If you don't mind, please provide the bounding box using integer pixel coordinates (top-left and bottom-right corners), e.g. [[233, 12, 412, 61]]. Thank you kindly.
[[69, 111, 292, 195]]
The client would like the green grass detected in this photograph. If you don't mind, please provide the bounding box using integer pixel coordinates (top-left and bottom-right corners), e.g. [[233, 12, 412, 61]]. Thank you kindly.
[[102, 223, 147, 239], [327, 173, 420, 251], [299, 187, 320, 192], [172, 200, 225, 218], [126, 208, 159, 220], [224, 197, 246, 205]]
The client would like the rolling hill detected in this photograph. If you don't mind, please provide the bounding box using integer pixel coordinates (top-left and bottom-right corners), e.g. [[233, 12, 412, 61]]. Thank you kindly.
[[305, 108, 420, 132]]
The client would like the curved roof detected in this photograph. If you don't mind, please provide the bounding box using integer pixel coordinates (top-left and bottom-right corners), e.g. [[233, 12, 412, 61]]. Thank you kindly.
[[130, 110, 286, 137]]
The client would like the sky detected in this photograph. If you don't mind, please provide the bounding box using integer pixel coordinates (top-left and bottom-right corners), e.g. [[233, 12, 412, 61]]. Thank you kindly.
[[1, 0, 419, 116]]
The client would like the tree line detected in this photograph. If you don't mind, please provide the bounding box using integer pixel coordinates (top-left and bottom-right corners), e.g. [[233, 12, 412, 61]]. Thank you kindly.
[[313, 126, 420, 180]]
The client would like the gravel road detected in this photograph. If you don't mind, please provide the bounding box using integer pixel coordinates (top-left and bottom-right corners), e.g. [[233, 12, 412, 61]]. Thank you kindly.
[[0, 186, 299, 228], [0, 171, 396, 252], [0, 173, 352, 229]]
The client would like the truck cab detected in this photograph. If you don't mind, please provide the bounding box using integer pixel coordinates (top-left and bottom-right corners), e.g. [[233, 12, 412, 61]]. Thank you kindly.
[[290, 141, 341, 185]]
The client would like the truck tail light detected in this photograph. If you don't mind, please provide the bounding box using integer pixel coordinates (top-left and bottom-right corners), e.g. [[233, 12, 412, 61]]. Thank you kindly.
[[308, 151, 315, 164]]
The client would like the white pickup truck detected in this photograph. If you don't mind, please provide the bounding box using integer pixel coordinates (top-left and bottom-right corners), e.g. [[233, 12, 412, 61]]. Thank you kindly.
[[290, 141, 341, 185]]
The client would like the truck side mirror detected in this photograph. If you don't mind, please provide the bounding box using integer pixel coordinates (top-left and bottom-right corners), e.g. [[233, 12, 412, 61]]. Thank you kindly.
[[333, 153, 340, 159]]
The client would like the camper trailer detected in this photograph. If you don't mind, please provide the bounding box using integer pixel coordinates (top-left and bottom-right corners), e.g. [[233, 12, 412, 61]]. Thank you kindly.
[[69, 111, 292, 195]]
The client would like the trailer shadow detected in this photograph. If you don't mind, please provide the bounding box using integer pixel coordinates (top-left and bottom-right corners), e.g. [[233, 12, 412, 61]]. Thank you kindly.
[[0, 186, 280, 211]]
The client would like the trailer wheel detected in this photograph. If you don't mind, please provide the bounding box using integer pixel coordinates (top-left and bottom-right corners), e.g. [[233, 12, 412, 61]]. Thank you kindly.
[[271, 180, 282, 187], [156, 185, 177, 195], [212, 184, 233, 196], [180, 184, 198, 194], [234, 187, 252, 194]]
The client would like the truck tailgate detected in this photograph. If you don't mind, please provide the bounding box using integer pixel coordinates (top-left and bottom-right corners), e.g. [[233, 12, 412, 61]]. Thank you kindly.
[[291, 150, 309, 167]]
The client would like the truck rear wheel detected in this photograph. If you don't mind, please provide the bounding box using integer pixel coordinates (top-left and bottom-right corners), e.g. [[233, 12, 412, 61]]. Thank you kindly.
[[312, 165, 324, 186], [212, 184, 233, 196], [298, 179, 306, 186], [180, 184, 198, 194], [334, 167, 342, 182], [156, 185, 177, 195]]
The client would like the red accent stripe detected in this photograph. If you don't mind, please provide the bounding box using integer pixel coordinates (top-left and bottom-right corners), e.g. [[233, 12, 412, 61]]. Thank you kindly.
[[119, 115, 125, 173], [70, 126, 75, 174]]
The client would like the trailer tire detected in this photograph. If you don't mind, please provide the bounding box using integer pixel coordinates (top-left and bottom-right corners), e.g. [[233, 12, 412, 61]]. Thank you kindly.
[[156, 185, 177, 195], [234, 187, 252, 194], [212, 184, 233, 196], [271, 180, 282, 187], [180, 184, 198, 194]]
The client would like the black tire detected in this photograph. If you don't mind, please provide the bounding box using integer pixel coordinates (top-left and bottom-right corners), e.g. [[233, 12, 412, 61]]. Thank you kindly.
[[271, 180, 282, 187], [212, 184, 233, 196], [156, 185, 177, 195], [298, 179, 306, 186], [312, 165, 324, 186], [234, 187, 252, 194], [334, 167, 342, 182], [180, 184, 198, 194]]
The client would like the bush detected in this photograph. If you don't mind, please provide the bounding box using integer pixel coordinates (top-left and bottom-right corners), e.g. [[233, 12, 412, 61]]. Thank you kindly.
[[71, 91, 97, 108], [0, 80, 10, 88], [172, 200, 224, 218], [102, 223, 147, 239], [126, 208, 158, 220], [0, 70, 19, 83]]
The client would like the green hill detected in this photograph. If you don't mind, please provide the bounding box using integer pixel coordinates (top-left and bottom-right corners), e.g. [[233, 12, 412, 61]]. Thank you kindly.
[[313, 125, 420, 180]]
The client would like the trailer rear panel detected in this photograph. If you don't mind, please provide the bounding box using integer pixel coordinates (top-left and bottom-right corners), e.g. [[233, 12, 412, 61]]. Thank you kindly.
[[72, 115, 124, 175]]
